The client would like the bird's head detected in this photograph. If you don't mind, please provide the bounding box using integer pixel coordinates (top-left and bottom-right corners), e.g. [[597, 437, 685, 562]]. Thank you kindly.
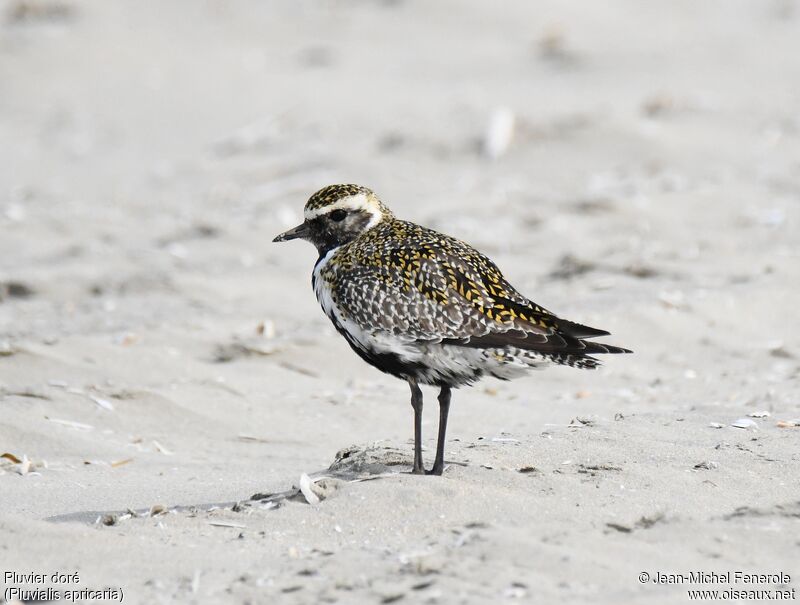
[[273, 184, 393, 254]]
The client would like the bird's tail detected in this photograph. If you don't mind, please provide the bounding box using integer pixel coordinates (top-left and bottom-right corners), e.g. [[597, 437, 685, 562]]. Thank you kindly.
[[546, 341, 632, 369]]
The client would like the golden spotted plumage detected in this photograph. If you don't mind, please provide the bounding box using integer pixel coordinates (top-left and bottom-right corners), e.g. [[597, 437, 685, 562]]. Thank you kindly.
[[321, 217, 560, 338]]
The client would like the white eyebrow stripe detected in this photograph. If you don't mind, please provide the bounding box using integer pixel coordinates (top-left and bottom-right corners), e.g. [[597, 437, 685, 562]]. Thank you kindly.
[[304, 194, 381, 223]]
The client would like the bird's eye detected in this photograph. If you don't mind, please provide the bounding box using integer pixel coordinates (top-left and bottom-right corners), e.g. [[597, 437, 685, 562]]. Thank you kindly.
[[329, 209, 347, 222]]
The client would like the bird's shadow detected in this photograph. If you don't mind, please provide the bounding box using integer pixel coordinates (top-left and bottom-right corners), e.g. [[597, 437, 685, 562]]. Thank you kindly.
[[45, 445, 418, 525]]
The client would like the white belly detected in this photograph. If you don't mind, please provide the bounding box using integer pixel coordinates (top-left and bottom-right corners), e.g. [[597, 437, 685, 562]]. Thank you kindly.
[[312, 248, 548, 386]]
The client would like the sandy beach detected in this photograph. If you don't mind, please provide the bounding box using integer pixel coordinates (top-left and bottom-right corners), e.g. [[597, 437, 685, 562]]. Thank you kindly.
[[1, 0, 799, 603]]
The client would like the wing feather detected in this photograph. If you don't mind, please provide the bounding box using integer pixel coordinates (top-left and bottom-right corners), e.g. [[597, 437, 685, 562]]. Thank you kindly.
[[324, 222, 630, 357]]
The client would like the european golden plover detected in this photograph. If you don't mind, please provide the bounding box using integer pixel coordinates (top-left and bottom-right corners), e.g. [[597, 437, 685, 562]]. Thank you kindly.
[[274, 184, 631, 475]]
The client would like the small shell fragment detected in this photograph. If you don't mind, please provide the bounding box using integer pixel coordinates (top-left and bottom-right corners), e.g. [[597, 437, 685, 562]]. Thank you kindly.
[[208, 521, 246, 529], [747, 411, 770, 418], [730, 418, 759, 429], [299, 473, 320, 504], [46, 417, 94, 431], [776, 419, 800, 428], [149, 504, 168, 517], [90, 396, 115, 411], [152, 440, 173, 455], [483, 107, 515, 159], [255, 320, 276, 339], [693, 461, 718, 470], [708, 422, 724, 429]]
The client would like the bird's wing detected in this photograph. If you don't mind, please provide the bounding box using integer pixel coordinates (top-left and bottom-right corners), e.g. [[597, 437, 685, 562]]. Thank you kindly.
[[327, 229, 627, 357]]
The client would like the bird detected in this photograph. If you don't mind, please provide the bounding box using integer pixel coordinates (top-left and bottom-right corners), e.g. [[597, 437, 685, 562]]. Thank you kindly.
[[273, 184, 631, 476]]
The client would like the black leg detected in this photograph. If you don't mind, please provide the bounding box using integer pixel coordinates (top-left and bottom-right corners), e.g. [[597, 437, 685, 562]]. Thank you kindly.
[[427, 386, 451, 476], [408, 379, 425, 474]]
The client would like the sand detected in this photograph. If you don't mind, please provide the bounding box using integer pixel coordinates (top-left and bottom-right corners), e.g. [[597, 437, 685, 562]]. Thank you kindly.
[[1, 0, 799, 603]]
